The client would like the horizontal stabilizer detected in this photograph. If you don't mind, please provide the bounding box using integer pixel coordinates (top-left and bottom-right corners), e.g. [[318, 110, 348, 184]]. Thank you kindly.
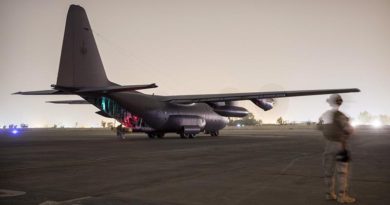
[[75, 83, 158, 94], [46, 100, 89, 104], [13, 90, 71, 95]]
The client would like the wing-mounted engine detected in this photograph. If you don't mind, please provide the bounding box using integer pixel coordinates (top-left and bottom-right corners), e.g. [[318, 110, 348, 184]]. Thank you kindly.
[[213, 106, 249, 117], [208, 101, 249, 117], [251, 98, 274, 111]]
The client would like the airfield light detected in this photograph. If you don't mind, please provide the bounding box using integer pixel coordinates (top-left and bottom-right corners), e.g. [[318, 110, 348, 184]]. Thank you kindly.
[[372, 120, 382, 128], [351, 120, 360, 127], [11, 129, 18, 135]]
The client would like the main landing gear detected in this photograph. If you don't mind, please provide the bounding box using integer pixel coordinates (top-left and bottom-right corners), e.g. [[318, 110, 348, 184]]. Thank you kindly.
[[210, 131, 219, 137], [147, 132, 165, 139], [180, 133, 196, 139]]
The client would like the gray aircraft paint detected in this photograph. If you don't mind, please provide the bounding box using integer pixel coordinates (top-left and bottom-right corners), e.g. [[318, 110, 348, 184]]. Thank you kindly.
[[57, 5, 111, 88], [15, 5, 360, 138]]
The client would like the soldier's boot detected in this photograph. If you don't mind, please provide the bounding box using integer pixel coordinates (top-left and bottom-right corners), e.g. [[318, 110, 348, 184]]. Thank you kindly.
[[337, 193, 356, 204], [325, 176, 337, 200], [336, 162, 356, 203], [325, 192, 337, 200]]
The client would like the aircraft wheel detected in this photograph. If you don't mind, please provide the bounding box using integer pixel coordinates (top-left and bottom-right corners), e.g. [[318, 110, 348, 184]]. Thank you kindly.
[[180, 133, 197, 139], [147, 133, 156, 139], [157, 133, 165, 139], [210, 131, 219, 137]]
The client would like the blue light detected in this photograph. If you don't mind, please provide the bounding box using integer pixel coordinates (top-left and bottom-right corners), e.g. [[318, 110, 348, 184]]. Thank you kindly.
[[12, 129, 18, 134]]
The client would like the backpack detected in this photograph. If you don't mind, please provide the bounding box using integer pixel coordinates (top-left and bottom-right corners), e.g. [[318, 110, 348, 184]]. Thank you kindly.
[[322, 111, 353, 142]]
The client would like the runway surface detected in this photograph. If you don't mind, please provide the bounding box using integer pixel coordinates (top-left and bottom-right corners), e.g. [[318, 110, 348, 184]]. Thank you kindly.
[[0, 126, 389, 205]]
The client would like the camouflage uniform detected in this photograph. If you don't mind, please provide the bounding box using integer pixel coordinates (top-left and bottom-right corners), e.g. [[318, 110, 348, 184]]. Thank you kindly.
[[319, 97, 356, 203]]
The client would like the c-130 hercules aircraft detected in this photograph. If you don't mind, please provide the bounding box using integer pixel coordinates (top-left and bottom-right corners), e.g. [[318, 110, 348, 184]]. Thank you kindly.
[[15, 5, 360, 139]]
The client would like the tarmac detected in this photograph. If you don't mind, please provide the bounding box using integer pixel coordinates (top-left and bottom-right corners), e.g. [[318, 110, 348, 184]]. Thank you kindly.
[[0, 126, 389, 205]]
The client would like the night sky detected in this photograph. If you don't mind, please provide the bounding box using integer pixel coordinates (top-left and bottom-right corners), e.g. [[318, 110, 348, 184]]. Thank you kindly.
[[1, 0, 389, 127]]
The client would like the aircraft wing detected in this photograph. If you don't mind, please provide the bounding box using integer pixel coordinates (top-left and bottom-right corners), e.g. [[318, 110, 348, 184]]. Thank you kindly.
[[162, 88, 360, 103], [46, 100, 90, 104]]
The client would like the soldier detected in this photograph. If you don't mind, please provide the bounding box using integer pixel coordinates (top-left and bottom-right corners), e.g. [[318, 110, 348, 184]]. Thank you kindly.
[[318, 94, 356, 204]]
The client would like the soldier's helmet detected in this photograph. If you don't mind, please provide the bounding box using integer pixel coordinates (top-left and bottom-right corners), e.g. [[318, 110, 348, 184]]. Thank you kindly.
[[327, 94, 343, 106]]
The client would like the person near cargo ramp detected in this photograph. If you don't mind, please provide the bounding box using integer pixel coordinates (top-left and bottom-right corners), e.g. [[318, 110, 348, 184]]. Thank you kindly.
[[318, 94, 356, 204]]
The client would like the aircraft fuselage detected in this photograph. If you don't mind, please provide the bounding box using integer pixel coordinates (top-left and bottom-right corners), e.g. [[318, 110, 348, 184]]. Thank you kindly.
[[86, 92, 228, 135]]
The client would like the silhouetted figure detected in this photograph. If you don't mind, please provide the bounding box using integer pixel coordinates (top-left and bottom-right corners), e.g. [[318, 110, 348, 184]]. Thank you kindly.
[[318, 94, 356, 204]]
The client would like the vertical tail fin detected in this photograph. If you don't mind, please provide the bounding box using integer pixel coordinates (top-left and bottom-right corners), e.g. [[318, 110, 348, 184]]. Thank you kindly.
[[57, 5, 111, 88]]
